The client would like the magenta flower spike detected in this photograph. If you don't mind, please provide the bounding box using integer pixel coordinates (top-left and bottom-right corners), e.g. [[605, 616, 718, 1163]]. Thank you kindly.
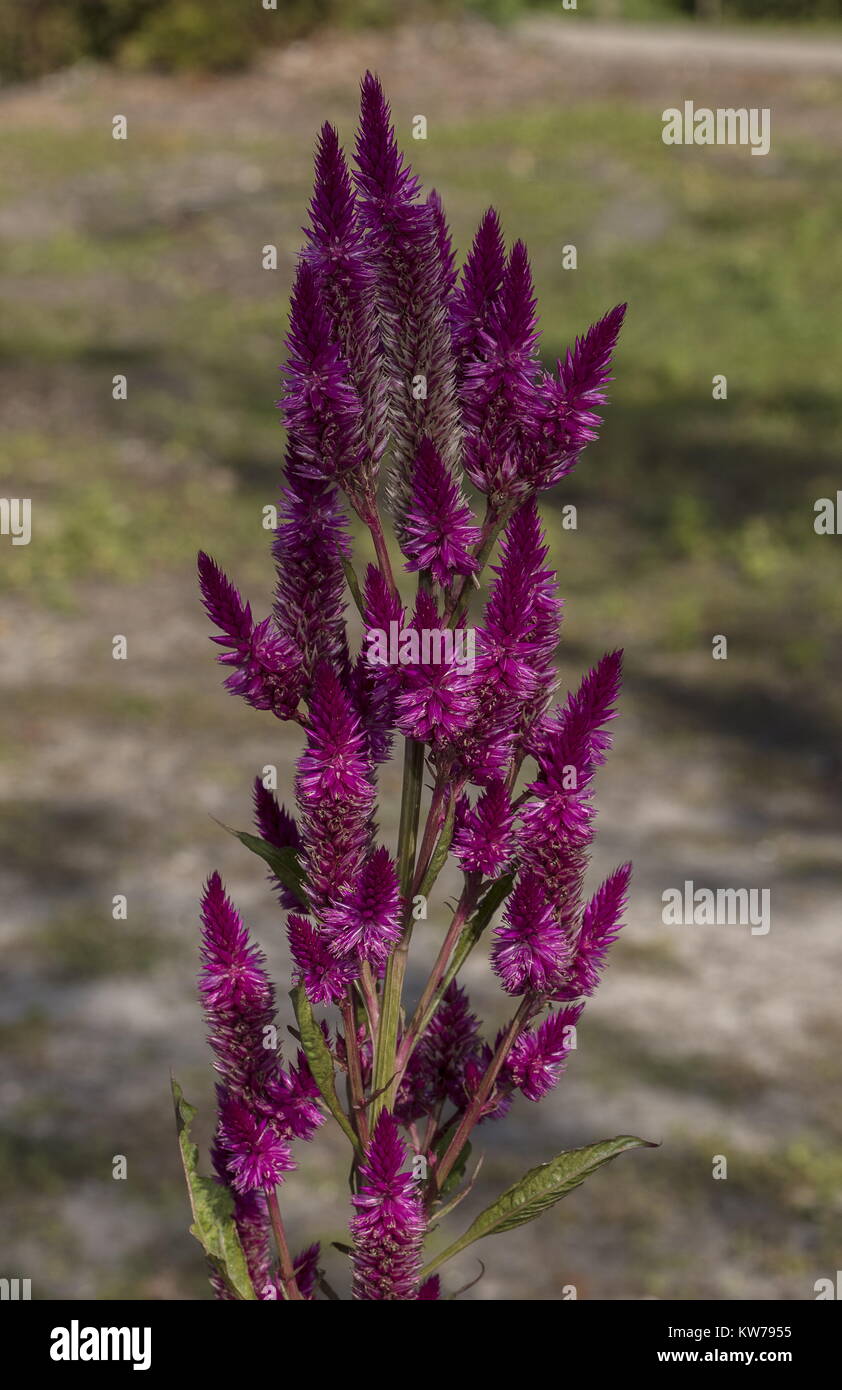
[[271, 468, 351, 685], [452, 780, 515, 878], [279, 260, 364, 488], [557, 861, 633, 1000], [491, 870, 571, 996], [288, 912, 357, 1005], [321, 844, 401, 965], [198, 550, 303, 718], [217, 1093, 296, 1196], [525, 302, 628, 492], [505, 1002, 585, 1101], [182, 72, 647, 1305], [350, 1111, 425, 1301], [296, 660, 375, 916], [304, 122, 388, 475], [403, 437, 480, 589], [451, 206, 506, 365], [354, 72, 463, 541]]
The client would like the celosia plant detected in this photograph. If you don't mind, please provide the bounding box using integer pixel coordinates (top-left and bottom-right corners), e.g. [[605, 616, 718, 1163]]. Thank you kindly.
[[173, 73, 653, 1302]]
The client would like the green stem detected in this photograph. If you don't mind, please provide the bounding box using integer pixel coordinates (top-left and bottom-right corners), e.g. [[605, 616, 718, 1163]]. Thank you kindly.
[[446, 497, 516, 629], [409, 772, 450, 900], [341, 993, 369, 1149], [395, 877, 480, 1083], [358, 961, 379, 1032], [432, 996, 534, 1196], [371, 736, 425, 1118]]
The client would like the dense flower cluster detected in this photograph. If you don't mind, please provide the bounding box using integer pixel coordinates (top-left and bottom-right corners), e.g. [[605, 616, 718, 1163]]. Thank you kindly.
[[189, 72, 632, 1302]]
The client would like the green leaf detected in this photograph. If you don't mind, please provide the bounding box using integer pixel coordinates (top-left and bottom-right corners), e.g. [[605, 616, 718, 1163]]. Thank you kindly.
[[341, 554, 365, 618], [421, 1135, 656, 1277], [290, 985, 362, 1154], [219, 821, 309, 909], [442, 873, 514, 991], [416, 794, 458, 902], [170, 1075, 257, 1300]]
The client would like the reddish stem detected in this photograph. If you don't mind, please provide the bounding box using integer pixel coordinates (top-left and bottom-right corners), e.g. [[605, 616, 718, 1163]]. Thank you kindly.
[[395, 877, 481, 1083], [360, 489, 398, 598], [267, 1189, 303, 1300], [432, 995, 535, 1196], [341, 993, 369, 1149]]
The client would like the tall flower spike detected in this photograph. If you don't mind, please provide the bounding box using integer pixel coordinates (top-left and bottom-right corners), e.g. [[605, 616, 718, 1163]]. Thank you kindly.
[[524, 302, 627, 492], [297, 662, 373, 802], [416, 980, 484, 1109], [507, 501, 564, 746], [491, 871, 571, 996], [451, 206, 506, 366], [530, 648, 624, 799], [403, 437, 480, 588], [280, 260, 364, 487], [556, 862, 632, 1000], [478, 498, 560, 701], [519, 651, 623, 934], [396, 980, 484, 1122], [395, 590, 478, 745], [198, 551, 303, 718], [296, 663, 375, 917], [350, 1111, 425, 1301], [199, 875, 311, 1210], [354, 72, 462, 538], [362, 562, 405, 697], [303, 123, 388, 471], [198, 871, 277, 1097], [443, 499, 562, 785], [427, 188, 458, 301], [354, 563, 405, 763], [272, 465, 351, 687], [463, 239, 540, 498]]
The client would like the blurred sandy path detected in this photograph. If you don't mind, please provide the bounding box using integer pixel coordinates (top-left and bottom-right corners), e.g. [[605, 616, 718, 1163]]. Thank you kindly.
[[521, 17, 842, 74]]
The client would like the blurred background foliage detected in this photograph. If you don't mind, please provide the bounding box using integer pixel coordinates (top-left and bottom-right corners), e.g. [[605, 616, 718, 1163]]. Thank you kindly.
[[1, 0, 841, 81]]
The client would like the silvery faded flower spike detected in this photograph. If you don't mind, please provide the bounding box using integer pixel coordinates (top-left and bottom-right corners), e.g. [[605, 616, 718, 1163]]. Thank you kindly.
[[174, 71, 653, 1303]]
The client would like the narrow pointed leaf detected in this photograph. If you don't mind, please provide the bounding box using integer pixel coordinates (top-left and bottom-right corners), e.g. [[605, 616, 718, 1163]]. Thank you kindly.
[[171, 1076, 257, 1301], [218, 820, 309, 909], [341, 554, 366, 618], [290, 984, 362, 1154], [416, 794, 457, 901], [421, 1135, 656, 1277], [434, 1124, 472, 1201]]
